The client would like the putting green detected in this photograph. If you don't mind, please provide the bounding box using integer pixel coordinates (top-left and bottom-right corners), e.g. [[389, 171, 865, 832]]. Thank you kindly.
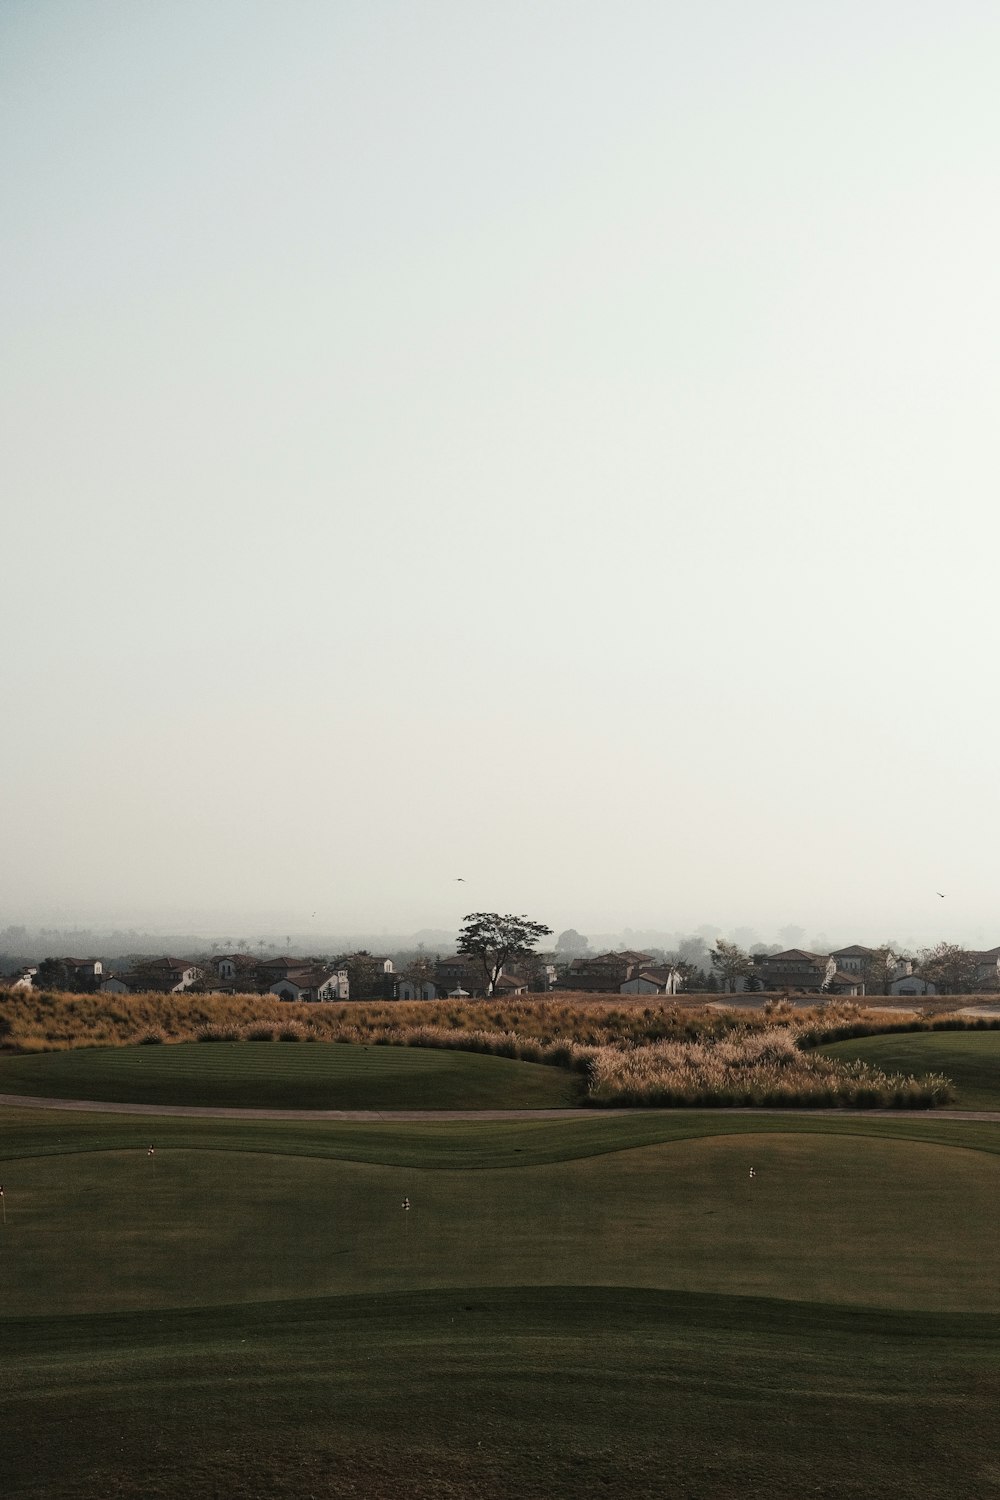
[[3, 1133, 997, 1317], [819, 1029, 1000, 1110], [0, 1039, 579, 1110]]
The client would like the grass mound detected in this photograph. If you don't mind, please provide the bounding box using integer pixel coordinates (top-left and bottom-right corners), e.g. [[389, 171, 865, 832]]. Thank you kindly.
[[0, 1040, 580, 1111], [819, 1029, 1000, 1110]]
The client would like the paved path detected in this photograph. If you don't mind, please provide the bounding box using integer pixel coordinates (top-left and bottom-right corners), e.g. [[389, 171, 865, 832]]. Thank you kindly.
[[2, 1092, 999, 1123]]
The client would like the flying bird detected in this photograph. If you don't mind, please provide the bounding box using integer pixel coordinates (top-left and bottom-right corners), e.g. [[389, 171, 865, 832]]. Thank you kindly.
[[936, 892, 946, 899], [454, 877, 466, 882]]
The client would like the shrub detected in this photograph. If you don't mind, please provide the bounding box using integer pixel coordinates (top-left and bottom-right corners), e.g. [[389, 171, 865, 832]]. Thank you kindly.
[[195, 1024, 241, 1043]]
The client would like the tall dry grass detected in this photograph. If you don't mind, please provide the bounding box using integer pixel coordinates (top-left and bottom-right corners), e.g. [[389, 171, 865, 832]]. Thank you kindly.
[[0, 991, 967, 1107], [586, 1026, 952, 1108], [0, 990, 780, 1053]]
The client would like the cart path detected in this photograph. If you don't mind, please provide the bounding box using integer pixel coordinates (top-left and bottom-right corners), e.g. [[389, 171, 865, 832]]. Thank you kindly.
[[1, 1092, 999, 1122]]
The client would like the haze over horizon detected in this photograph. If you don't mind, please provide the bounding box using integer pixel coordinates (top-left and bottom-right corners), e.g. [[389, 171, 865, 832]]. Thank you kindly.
[[4, 3, 999, 947]]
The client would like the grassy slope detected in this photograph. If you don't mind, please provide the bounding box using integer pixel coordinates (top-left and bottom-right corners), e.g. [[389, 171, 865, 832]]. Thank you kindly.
[[3, 1134, 999, 1317], [3, 1101, 1000, 1168], [819, 1029, 1000, 1109], [0, 1040, 580, 1110], [6, 1289, 997, 1500], [3, 1109, 999, 1499]]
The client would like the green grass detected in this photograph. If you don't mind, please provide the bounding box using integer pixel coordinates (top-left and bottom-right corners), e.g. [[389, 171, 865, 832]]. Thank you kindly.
[[819, 1029, 1000, 1110], [3, 1133, 998, 1317], [3, 1107, 999, 1498], [5, 1289, 998, 1500], [0, 1039, 580, 1110]]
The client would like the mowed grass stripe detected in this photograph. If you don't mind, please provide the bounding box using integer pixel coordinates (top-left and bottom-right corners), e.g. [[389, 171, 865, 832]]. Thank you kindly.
[[0, 1041, 581, 1110]]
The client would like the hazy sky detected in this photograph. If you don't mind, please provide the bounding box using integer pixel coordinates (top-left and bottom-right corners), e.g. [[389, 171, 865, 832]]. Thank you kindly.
[[4, 2, 1000, 945]]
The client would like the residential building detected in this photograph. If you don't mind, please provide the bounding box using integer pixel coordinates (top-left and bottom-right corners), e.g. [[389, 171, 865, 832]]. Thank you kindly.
[[1, 967, 37, 990], [889, 974, 937, 997], [620, 966, 683, 996], [395, 978, 438, 1001], [101, 958, 203, 994], [269, 966, 349, 1002], [829, 945, 873, 977], [557, 951, 654, 992], [434, 956, 486, 995], [751, 949, 838, 993], [970, 947, 1000, 989], [211, 953, 263, 987]]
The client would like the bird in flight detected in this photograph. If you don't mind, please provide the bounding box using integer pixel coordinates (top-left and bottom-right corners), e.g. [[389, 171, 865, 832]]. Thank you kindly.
[[454, 877, 466, 882], [936, 892, 946, 899]]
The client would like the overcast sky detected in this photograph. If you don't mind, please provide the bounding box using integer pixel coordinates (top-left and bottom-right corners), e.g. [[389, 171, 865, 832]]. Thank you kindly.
[[3, 1, 999, 946]]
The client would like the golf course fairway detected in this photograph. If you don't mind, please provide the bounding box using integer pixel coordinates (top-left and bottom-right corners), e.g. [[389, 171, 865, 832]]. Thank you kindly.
[[2, 1099, 999, 1498]]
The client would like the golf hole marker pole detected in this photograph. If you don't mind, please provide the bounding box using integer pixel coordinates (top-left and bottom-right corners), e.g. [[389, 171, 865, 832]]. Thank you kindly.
[[402, 1196, 410, 1242], [1, 1184, 5, 1227]]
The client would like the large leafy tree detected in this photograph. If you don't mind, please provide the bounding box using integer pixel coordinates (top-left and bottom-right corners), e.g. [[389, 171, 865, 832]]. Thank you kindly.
[[710, 939, 752, 994], [456, 912, 552, 996], [917, 942, 979, 995]]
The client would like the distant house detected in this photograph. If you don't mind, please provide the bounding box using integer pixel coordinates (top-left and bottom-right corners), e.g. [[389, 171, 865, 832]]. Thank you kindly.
[[494, 972, 529, 996], [434, 956, 486, 996], [829, 945, 873, 979], [395, 978, 439, 1002], [62, 957, 103, 981], [258, 956, 305, 983], [889, 974, 937, 997], [825, 971, 864, 997], [103, 958, 202, 994], [211, 953, 262, 987], [970, 947, 1000, 990], [340, 953, 396, 1000], [1, 967, 37, 990], [620, 966, 683, 997], [557, 952, 654, 992], [751, 950, 838, 993], [269, 966, 349, 1003], [20, 958, 103, 991]]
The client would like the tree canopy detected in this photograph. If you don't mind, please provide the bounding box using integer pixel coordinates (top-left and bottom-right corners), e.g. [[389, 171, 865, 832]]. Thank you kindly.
[[710, 939, 753, 993], [456, 912, 552, 995], [918, 942, 980, 995]]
